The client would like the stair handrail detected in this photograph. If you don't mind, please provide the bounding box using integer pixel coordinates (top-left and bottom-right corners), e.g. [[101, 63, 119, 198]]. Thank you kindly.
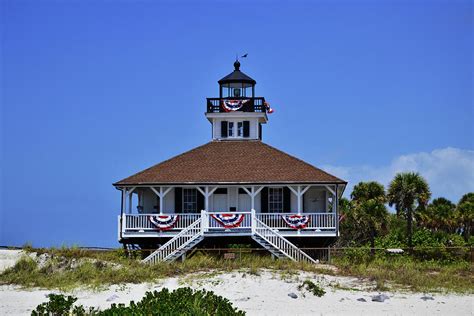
[[143, 217, 202, 264], [252, 211, 317, 264]]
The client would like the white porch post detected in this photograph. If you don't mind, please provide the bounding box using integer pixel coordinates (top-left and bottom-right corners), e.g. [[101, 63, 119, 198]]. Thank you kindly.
[[241, 186, 263, 212], [125, 187, 136, 214], [150, 186, 172, 214], [287, 185, 310, 214], [159, 187, 164, 214], [121, 188, 127, 234], [205, 187, 209, 211], [121, 188, 126, 215], [196, 186, 217, 211], [335, 185, 339, 233]]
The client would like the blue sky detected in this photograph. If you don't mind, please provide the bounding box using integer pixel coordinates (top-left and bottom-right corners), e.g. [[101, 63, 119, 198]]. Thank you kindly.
[[1, 0, 473, 247]]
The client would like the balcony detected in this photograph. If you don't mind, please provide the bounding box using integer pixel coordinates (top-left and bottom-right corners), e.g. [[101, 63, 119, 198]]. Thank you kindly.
[[206, 97, 266, 113]]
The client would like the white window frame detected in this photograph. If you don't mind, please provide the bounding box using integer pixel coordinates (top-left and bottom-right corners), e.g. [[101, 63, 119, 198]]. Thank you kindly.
[[226, 120, 245, 139], [237, 122, 243, 137], [183, 188, 197, 213], [268, 187, 284, 213], [228, 122, 234, 137]]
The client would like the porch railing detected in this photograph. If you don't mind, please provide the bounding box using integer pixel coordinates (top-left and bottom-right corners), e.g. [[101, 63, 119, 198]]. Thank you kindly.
[[121, 212, 336, 234], [123, 213, 200, 231], [256, 213, 336, 230]]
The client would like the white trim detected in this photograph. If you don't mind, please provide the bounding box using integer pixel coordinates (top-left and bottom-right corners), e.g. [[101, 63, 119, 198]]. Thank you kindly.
[[325, 185, 336, 196], [150, 187, 160, 197]]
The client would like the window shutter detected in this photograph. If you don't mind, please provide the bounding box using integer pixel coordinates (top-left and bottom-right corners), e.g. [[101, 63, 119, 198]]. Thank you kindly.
[[197, 189, 205, 212], [243, 121, 250, 137], [174, 187, 182, 213], [261, 187, 268, 213], [283, 187, 291, 212], [221, 121, 228, 138]]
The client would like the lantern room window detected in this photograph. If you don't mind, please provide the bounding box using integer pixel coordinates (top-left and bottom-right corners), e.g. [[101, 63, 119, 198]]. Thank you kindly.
[[218, 60, 256, 99]]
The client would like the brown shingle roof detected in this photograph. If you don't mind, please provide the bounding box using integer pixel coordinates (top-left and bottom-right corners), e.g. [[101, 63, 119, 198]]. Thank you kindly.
[[114, 140, 346, 185]]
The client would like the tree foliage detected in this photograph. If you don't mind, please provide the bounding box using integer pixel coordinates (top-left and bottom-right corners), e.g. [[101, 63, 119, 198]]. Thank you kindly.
[[456, 192, 474, 241], [387, 172, 431, 248]]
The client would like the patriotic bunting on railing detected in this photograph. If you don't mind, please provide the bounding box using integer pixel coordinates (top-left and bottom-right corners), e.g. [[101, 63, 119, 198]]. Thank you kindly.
[[282, 214, 310, 229], [222, 99, 250, 112], [211, 213, 245, 228], [148, 215, 179, 230]]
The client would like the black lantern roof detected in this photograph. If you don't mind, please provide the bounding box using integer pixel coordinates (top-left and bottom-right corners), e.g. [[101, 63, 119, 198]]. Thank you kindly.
[[218, 61, 256, 86]]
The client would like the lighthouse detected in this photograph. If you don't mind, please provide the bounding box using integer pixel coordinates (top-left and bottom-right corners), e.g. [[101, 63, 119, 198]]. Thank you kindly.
[[114, 61, 347, 263]]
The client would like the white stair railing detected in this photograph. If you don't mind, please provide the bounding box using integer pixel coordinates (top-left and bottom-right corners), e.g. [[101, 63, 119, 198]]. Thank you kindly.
[[252, 211, 317, 264], [143, 217, 203, 264]]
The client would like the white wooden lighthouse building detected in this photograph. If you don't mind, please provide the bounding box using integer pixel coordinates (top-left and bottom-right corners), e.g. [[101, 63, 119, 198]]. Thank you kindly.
[[114, 61, 347, 263]]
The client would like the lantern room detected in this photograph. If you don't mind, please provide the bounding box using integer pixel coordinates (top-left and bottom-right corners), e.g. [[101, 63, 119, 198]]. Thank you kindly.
[[218, 60, 256, 98], [206, 61, 269, 114]]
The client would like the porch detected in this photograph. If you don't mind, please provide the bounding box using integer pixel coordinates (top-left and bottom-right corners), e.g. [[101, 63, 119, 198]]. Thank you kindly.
[[119, 211, 337, 238], [117, 184, 342, 240]]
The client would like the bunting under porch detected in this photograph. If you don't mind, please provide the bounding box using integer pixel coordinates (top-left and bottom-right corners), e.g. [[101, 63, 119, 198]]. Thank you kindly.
[[117, 184, 342, 241]]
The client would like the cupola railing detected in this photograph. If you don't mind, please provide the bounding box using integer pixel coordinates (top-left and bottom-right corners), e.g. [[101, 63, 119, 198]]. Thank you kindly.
[[206, 97, 266, 113]]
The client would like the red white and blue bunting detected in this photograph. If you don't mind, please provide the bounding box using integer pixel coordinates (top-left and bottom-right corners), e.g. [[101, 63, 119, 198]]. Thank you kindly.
[[282, 215, 310, 229], [264, 101, 274, 114], [211, 213, 245, 228], [222, 99, 249, 112], [149, 215, 179, 230]]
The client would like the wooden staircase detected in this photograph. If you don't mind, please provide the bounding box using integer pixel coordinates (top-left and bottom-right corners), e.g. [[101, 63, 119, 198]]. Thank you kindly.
[[142, 210, 317, 264], [252, 216, 317, 264], [142, 218, 204, 264]]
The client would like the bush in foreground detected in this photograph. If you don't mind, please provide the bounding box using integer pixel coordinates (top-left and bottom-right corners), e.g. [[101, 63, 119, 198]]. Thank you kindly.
[[298, 280, 325, 297], [31, 288, 245, 316]]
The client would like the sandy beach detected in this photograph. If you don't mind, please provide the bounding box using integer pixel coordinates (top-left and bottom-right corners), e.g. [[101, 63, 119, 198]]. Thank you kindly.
[[0, 250, 472, 315]]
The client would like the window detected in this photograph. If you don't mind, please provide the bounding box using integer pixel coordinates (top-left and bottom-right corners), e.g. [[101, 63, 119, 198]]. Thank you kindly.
[[268, 188, 283, 213], [183, 189, 197, 213], [237, 122, 243, 137], [228, 122, 234, 137]]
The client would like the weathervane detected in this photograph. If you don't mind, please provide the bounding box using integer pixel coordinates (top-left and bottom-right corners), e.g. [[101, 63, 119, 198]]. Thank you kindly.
[[236, 53, 248, 62]]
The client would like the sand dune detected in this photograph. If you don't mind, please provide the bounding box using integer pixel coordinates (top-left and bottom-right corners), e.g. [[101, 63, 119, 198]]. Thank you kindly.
[[0, 250, 472, 315]]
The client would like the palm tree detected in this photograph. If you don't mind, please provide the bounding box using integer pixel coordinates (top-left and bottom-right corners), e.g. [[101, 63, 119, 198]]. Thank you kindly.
[[387, 172, 431, 248], [351, 181, 388, 255], [419, 197, 456, 233], [456, 193, 474, 241]]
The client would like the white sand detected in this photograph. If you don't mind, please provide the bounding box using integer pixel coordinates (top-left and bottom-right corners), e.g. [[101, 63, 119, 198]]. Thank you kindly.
[[0, 249, 24, 273], [0, 250, 472, 315]]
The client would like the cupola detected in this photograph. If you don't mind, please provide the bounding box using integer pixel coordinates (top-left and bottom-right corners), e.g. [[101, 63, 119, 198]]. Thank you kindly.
[[205, 60, 271, 141], [218, 60, 256, 98]]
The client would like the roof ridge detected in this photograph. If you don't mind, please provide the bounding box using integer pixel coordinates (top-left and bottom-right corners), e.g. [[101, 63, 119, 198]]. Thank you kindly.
[[259, 142, 346, 183], [113, 142, 213, 185]]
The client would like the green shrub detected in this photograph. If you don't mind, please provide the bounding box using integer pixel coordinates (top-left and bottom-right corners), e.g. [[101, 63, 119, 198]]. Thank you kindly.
[[298, 280, 325, 297], [340, 245, 372, 264], [31, 288, 245, 316], [32, 293, 82, 316]]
